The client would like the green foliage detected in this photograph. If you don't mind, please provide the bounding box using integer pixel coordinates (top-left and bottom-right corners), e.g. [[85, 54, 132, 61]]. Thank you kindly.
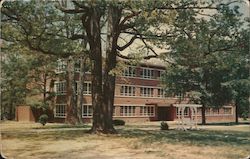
[[1, 52, 31, 119], [39, 114, 49, 126], [160, 121, 169, 130], [113, 119, 125, 126], [162, 4, 246, 109]]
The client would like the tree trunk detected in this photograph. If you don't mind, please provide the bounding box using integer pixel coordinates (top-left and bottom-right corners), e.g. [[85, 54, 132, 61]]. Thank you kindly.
[[102, 5, 122, 133], [43, 70, 47, 105], [76, 56, 87, 124], [201, 104, 206, 125], [65, 56, 79, 124], [235, 98, 239, 124], [84, 7, 105, 133]]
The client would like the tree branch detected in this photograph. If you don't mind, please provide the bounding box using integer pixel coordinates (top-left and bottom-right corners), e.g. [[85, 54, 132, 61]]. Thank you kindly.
[[117, 35, 137, 51], [119, 11, 141, 27], [116, 52, 158, 60]]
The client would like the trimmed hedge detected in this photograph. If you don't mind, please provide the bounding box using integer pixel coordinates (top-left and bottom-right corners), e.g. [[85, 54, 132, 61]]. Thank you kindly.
[[39, 114, 49, 126], [160, 121, 169, 130]]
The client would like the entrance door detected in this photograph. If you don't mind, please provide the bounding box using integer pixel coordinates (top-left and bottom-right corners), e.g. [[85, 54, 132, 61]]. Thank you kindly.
[[158, 107, 168, 121]]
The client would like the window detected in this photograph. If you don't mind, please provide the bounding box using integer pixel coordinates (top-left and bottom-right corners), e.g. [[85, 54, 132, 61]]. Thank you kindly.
[[140, 87, 154, 97], [55, 104, 66, 118], [205, 108, 211, 115], [212, 108, 219, 115], [141, 68, 154, 79], [223, 108, 232, 115], [74, 60, 80, 72], [197, 107, 202, 115], [113, 106, 116, 116], [82, 105, 93, 117], [157, 89, 165, 98], [157, 70, 164, 79], [56, 59, 66, 73], [176, 107, 189, 116], [120, 106, 136, 116], [55, 81, 66, 95], [140, 106, 154, 116], [123, 66, 136, 77], [120, 85, 135, 96], [83, 82, 92, 95]]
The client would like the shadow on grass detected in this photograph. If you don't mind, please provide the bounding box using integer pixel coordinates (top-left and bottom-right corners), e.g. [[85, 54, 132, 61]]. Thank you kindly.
[[2, 129, 91, 141], [120, 129, 250, 147], [33, 124, 91, 129], [199, 122, 250, 126]]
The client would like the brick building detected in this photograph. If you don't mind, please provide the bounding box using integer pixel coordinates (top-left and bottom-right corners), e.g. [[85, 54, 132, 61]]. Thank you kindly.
[[53, 59, 235, 123]]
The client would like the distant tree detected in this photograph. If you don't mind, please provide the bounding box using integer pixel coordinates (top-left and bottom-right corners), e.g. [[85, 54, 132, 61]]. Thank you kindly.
[[1, 51, 30, 119], [162, 4, 245, 124], [221, 26, 250, 123]]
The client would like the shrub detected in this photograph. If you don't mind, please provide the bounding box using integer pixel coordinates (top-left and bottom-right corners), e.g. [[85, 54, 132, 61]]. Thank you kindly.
[[161, 121, 169, 130], [113, 119, 125, 126], [242, 112, 249, 121], [39, 114, 49, 126]]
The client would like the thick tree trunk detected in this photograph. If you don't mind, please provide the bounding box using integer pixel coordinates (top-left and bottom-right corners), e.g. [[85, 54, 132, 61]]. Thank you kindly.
[[201, 104, 206, 125], [84, 7, 105, 133], [102, 6, 122, 133], [65, 56, 79, 124]]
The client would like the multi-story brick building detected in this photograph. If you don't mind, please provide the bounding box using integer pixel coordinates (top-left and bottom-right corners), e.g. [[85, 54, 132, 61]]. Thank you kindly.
[[53, 59, 235, 123]]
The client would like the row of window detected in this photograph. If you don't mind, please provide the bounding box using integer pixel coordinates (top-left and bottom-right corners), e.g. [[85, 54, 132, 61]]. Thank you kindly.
[[55, 82, 167, 98], [54, 105, 155, 117], [122, 66, 164, 79], [56, 59, 91, 73], [176, 107, 233, 116], [55, 104, 233, 118], [55, 82, 91, 95], [56, 60, 164, 80]]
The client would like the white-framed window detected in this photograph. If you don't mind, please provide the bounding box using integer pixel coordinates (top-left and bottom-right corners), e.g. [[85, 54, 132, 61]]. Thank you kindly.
[[120, 85, 135, 96], [74, 60, 80, 72], [55, 104, 66, 118], [83, 82, 92, 95], [176, 107, 189, 116], [212, 108, 219, 115], [197, 107, 202, 115], [55, 81, 66, 95], [82, 104, 93, 117], [120, 106, 136, 116], [205, 108, 211, 115], [157, 70, 164, 79], [157, 88, 165, 98], [223, 107, 232, 115], [140, 106, 155, 117], [56, 59, 66, 73], [141, 68, 154, 79], [140, 87, 154, 97], [123, 66, 136, 77]]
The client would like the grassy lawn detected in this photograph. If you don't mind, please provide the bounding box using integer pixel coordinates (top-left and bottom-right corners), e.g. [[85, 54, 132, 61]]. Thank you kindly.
[[1, 121, 250, 159]]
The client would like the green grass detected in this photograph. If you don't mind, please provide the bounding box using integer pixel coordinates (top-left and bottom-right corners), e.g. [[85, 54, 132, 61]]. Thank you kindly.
[[3, 125, 250, 148]]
